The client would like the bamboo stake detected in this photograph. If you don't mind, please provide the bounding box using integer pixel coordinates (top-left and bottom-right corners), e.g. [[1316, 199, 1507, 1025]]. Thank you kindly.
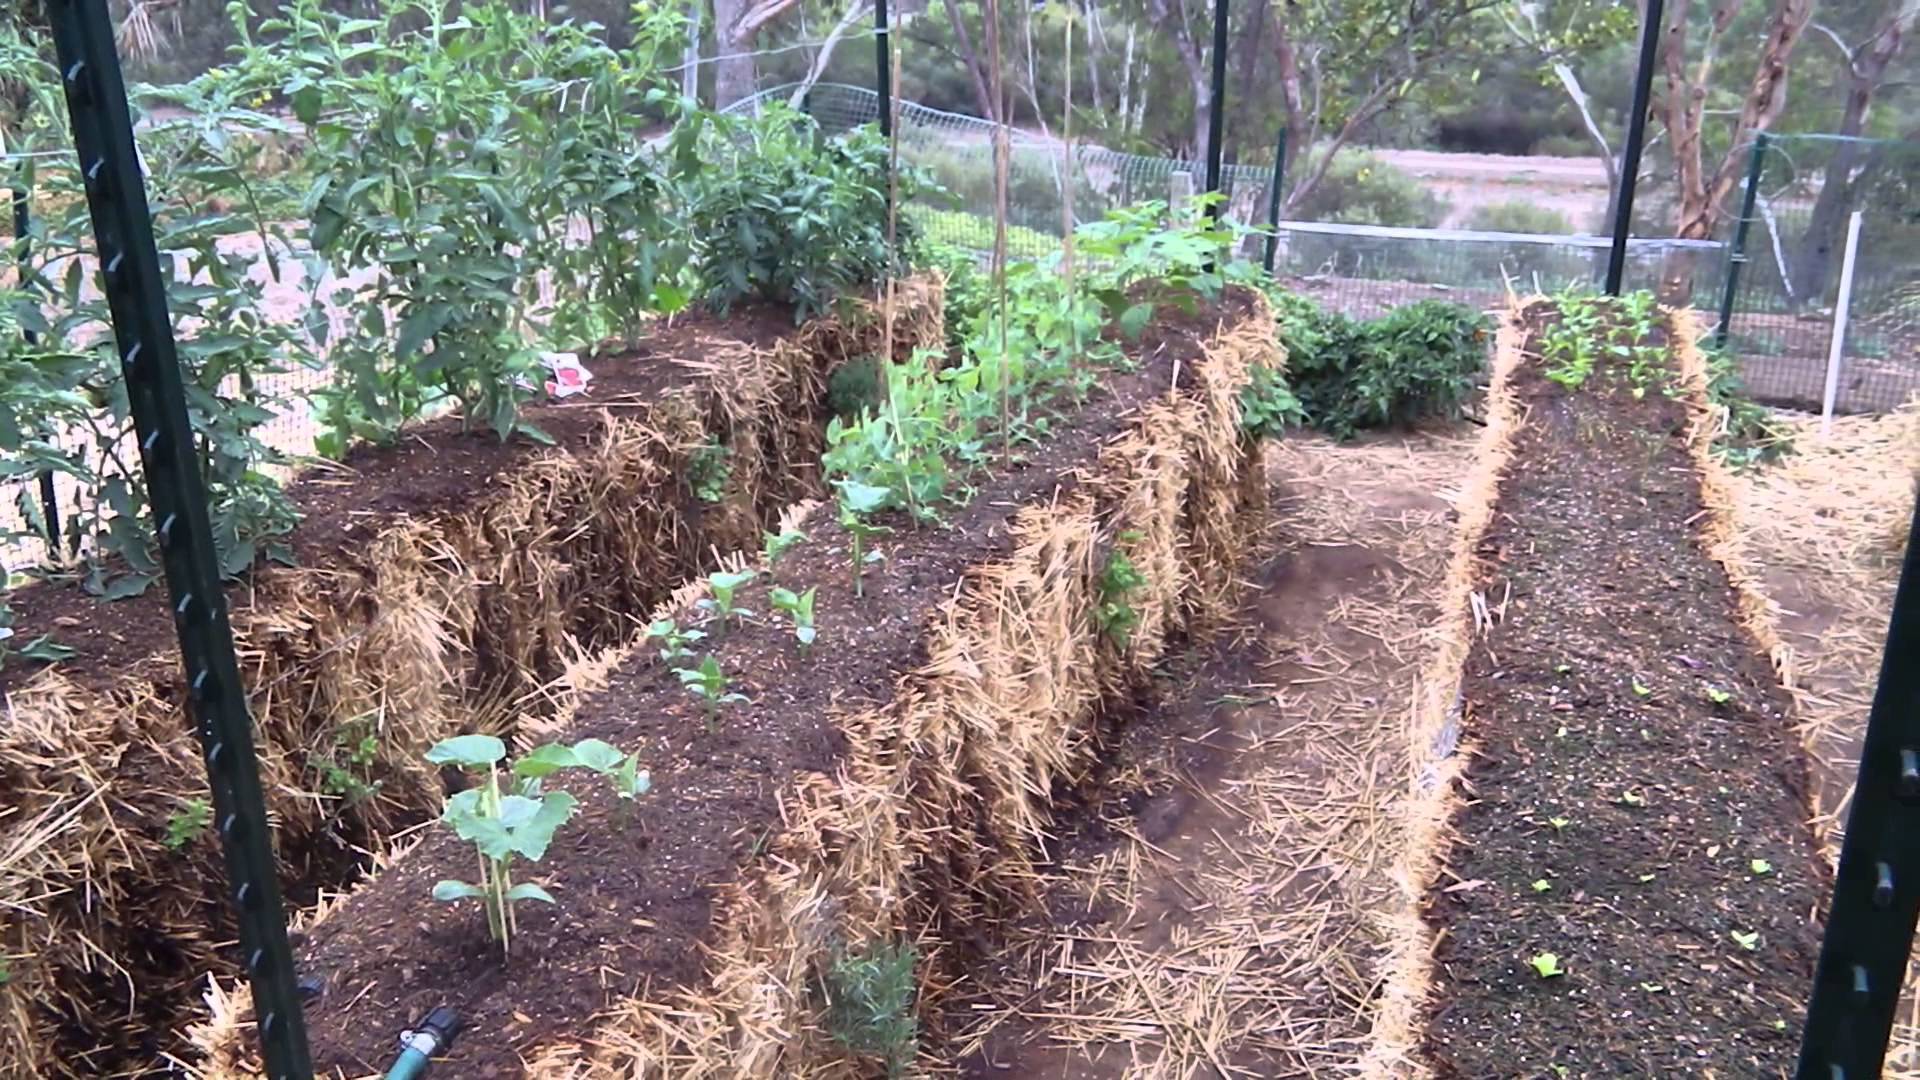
[[987, 0, 1011, 464], [1061, 3, 1077, 361], [882, 22, 917, 518]]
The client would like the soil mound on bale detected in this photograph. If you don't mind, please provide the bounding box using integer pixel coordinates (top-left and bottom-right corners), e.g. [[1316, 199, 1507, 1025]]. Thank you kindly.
[[0, 282, 943, 1079], [196, 288, 1281, 1077], [1420, 303, 1829, 1076]]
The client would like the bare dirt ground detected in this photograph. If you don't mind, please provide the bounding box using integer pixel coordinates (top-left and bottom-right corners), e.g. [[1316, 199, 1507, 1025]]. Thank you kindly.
[[955, 427, 1473, 1077], [1370, 149, 1611, 232]]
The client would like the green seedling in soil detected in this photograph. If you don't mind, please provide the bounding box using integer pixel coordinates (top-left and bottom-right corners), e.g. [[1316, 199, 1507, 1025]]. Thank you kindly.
[[1750, 858, 1773, 876], [680, 654, 748, 726], [426, 734, 646, 955], [1619, 789, 1646, 807], [770, 586, 818, 652], [1530, 952, 1566, 978], [836, 480, 894, 599], [315, 716, 383, 806], [1554, 725, 1569, 738], [1638, 872, 1657, 882], [1631, 677, 1653, 698], [1531, 879, 1553, 893], [1707, 686, 1732, 705], [1547, 816, 1572, 831], [698, 569, 758, 632], [0, 619, 75, 668], [687, 440, 732, 503], [1095, 540, 1148, 647], [1731, 930, 1761, 951], [827, 940, 919, 1078], [165, 798, 213, 850], [646, 618, 705, 666], [763, 526, 808, 570], [1553, 663, 1572, 675], [1640, 981, 1666, 993]]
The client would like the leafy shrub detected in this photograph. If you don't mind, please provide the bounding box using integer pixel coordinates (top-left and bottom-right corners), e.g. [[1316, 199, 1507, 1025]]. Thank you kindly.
[[1239, 365, 1307, 439], [679, 105, 915, 322], [1702, 345, 1793, 470], [1531, 134, 1595, 158], [1289, 150, 1449, 228], [1276, 292, 1487, 439], [1466, 200, 1574, 235]]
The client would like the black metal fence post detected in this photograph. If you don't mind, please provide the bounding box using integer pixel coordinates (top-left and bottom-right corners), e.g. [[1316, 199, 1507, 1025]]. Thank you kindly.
[[40, 0, 314, 1075], [1262, 124, 1287, 274], [11, 171, 64, 555], [1604, 0, 1663, 295], [874, 0, 892, 137], [1796, 495, 1920, 1079], [1712, 133, 1767, 350], [1201, 0, 1229, 225]]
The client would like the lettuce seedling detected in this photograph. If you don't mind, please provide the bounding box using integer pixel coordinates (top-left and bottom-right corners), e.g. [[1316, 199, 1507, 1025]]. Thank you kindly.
[[426, 734, 648, 954], [770, 585, 818, 653]]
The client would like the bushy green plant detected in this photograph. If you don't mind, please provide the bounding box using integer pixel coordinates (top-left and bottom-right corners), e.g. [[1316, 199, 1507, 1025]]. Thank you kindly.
[[678, 105, 916, 322], [1239, 365, 1307, 439], [426, 733, 646, 953], [826, 940, 919, 1078], [1702, 345, 1793, 470], [1095, 542, 1147, 647], [1278, 293, 1487, 439], [1465, 200, 1574, 236], [1289, 150, 1449, 228]]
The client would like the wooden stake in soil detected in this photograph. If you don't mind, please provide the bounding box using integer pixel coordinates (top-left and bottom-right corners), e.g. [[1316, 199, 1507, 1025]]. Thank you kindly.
[[986, 0, 1011, 464], [882, 25, 917, 520], [1061, 4, 1077, 361]]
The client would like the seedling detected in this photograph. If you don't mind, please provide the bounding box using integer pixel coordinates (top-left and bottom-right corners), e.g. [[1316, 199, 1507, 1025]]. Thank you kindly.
[[1531, 879, 1552, 893], [1631, 677, 1653, 698], [1640, 981, 1666, 993], [1547, 816, 1572, 831], [1095, 544, 1148, 647], [1750, 858, 1773, 876], [769, 586, 818, 652], [165, 798, 212, 850], [1731, 930, 1761, 951], [1619, 789, 1646, 807], [1706, 686, 1732, 705], [1553, 663, 1572, 675], [698, 569, 758, 632], [1638, 872, 1657, 883], [827, 941, 919, 1077], [426, 734, 647, 954], [646, 618, 705, 665], [836, 480, 893, 599], [1530, 952, 1565, 978], [763, 526, 808, 570], [680, 654, 747, 724]]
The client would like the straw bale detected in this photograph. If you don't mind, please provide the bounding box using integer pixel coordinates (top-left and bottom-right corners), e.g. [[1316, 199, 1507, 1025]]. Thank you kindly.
[[3, 280, 943, 1079], [510, 294, 1278, 1078], [1356, 304, 1529, 1079]]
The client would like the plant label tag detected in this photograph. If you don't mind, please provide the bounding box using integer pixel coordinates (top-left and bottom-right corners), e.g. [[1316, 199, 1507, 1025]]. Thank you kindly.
[[539, 351, 592, 399]]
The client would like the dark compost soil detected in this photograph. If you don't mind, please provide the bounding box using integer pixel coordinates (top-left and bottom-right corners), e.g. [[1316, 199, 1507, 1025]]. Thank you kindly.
[[1421, 308, 1829, 1077], [291, 298, 1244, 1077], [0, 305, 797, 699]]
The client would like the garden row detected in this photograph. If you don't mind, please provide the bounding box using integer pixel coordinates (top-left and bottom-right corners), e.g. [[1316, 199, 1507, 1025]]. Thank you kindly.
[[187, 282, 1282, 1075], [1391, 294, 1830, 1075]]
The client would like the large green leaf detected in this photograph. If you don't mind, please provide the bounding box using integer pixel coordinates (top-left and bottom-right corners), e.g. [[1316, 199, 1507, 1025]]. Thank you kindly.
[[426, 734, 506, 768]]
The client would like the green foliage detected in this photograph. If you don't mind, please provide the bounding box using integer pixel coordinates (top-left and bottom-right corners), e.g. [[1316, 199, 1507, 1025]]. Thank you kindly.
[[905, 206, 1058, 261], [0, 601, 74, 668], [697, 568, 758, 629], [769, 585, 817, 652], [313, 714, 383, 806], [678, 653, 747, 721], [1278, 292, 1487, 439], [1465, 200, 1574, 236], [826, 355, 887, 421], [823, 351, 965, 522], [1288, 150, 1449, 228], [835, 479, 893, 599], [826, 940, 920, 1078], [645, 617, 705, 665], [426, 733, 646, 952], [688, 440, 732, 503], [1542, 288, 1688, 404], [1095, 540, 1147, 647], [1239, 365, 1307, 440], [762, 525, 808, 570], [677, 104, 914, 322], [1701, 345, 1793, 470], [164, 798, 213, 850]]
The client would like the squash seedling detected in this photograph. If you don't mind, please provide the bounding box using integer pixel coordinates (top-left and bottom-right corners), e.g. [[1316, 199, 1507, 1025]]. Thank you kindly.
[[1530, 952, 1566, 978], [680, 654, 747, 726], [426, 734, 647, 955], [1706, 686, 1732, 706], [1731, 930, 1760, 951], [836, 480, 893, 598], [763, 526, 807, 570], [646, 617, 705, 665], [698, 569, 758, 634], [770, 586, 818, 653]]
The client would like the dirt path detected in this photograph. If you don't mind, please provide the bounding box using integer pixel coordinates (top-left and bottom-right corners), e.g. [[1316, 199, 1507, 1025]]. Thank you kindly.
[[954, 428, 1473, 1078], [1421, 312, 1829, 1076]]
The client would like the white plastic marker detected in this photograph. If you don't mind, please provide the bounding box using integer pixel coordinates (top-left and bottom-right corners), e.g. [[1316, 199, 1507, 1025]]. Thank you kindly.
[[1820, 210, 1864, 437]]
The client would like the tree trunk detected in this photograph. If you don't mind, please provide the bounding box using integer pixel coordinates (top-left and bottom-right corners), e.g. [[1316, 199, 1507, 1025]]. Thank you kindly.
[[1149, 0, 1208, 161], [1788, 2, 1915, 304], [1268, 2, 1313, 214], [939, 0, 997, 119], [711, 0, 757, 106]]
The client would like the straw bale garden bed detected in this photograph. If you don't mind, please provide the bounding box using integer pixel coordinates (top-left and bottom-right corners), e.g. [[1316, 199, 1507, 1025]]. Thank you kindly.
[[7, 2, 1915, 1077]]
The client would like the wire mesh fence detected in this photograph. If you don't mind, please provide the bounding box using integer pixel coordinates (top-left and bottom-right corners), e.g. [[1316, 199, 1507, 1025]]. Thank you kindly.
[[1715, 134, 1920, 414]]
